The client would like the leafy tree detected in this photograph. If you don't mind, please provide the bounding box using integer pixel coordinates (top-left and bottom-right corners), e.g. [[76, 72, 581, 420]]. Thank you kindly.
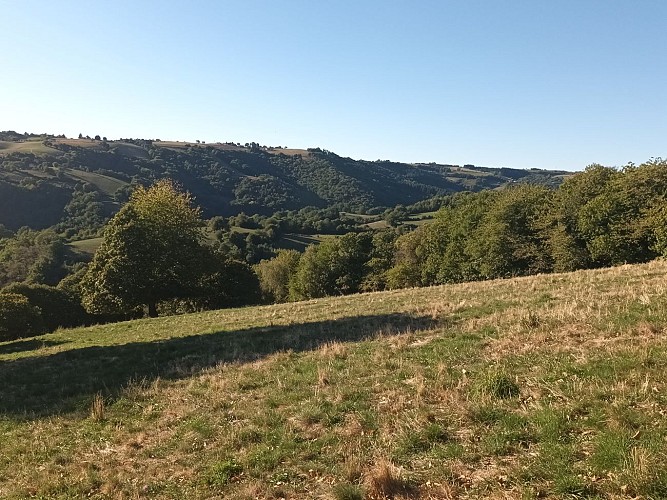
[[0, 292, 44, 340], [361, 230, 399, 291], [0, 228, 71, 287], [384, 205, 409, 227], [81, 180, 208, 317], [194, 252, 261, 309], [574, 161, 667, 266], [255, 249, 301, 303], [468, 185, 552, 278], [2, 283, 89, 331], [289, 233, 372, 300], [544, 164, 618, 269]]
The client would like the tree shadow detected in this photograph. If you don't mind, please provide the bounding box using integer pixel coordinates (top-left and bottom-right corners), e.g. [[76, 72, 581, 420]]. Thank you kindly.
[[0, 312, 435, 418], [0, 338, 67, 355]]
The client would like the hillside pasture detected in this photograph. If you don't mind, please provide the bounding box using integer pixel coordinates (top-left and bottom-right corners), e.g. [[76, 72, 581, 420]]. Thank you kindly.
[[69, 237, 104, 255], [0, 140, 61, 156], [277, 233, 334, 251], [268, 148, 311, 157], [2, 261, 667, 498], [111, 142, 150, 159], [65, 169, 129, 196]]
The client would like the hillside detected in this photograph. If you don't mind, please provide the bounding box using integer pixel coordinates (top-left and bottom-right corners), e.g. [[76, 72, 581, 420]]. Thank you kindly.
[[1, 260, 666, 498], [0, 133, 569, 232]]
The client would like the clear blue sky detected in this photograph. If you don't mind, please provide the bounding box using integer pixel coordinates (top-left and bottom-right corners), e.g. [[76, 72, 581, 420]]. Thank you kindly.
[[1, 1, 665, 170]]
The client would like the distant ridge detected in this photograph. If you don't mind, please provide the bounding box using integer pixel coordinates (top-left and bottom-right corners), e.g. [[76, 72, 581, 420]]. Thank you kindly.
[[0, 132, 570, 231]]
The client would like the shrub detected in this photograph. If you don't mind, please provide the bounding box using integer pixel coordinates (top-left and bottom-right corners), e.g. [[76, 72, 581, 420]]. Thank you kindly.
[[2, 283, 89, 331], [0, 293, 45, 341]]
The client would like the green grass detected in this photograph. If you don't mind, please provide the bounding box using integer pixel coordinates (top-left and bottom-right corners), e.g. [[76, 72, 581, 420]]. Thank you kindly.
[[277, 232, 335, 250], [64, 169, 129, 196], [69, 237, 104, 255], [0, 139, 61, 155], [1, 260, 667, 498]]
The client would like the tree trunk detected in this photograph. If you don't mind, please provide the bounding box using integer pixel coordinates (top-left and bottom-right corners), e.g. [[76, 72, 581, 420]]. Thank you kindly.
[[147, 302, 158, 318]]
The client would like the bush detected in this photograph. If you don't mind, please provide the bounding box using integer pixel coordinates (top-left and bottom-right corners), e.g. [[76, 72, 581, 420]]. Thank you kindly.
[[0, 293, 45, 341], [2, 283, 90, 332]]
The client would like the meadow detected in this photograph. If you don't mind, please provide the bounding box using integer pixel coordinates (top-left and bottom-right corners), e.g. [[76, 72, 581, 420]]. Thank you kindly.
[[1, 260, 666, 499]]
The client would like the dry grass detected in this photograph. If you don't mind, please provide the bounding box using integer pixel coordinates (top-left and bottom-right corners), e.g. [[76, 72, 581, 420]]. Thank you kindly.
[[1, 260, 667, 498], [0, 139, 61, 155]]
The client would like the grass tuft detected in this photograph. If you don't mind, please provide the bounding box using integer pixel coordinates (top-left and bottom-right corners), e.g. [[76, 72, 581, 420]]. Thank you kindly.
[[90, 393, 105, 421], [476, 371, 520, 399], [205, 459, 243, 487], [332, 482, 364, 500], [365, 460, 417, 499]]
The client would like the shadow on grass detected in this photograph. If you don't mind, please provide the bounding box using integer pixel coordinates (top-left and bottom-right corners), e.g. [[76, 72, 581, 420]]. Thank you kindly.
[[0, 312, 434, 418], [0, 338, 68, 355]]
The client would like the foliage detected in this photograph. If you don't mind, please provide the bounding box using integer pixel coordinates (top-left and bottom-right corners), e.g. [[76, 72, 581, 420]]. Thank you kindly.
[[81, 180, 208, 317], [387, 159, 667, 288], [193, 253, 261, 310], [2, 283, 89, 331], [255, 249, 301, 303], [0, 292, 44, 341], [0, 134, 567, 234], [289, 232, 373, 300], [0, 228, 78, 287], [361, 230, 399, 292]]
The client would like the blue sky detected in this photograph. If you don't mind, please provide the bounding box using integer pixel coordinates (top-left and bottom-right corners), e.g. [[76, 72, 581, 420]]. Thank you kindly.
[[1, 1, 665, 170]]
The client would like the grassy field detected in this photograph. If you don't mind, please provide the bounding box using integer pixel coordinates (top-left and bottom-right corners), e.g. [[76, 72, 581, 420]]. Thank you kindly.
[[69, 237, 104, 255], [65, 169, 129, 196], [2, 261, 667, 498], [0, 139, 61, 155]]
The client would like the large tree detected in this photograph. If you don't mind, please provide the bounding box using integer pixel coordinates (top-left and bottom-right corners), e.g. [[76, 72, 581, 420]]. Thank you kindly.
[[81, 180, 208, 317]]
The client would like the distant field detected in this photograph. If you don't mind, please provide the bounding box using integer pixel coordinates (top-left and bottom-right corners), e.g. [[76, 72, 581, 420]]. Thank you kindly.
[[267, 148, 311, 157], [65, 169, 128, 196], [2, 261, 667, 498], [0, 140, 61, 156], [69, 232, 334, 256], [363, 211, 438, 230], [365, 219, 391, 230], [111, 142, 149, 159], [69, 237, 103, 255], [155, 141, 246, 152], [277, 233, 334, 251], [55, 138, 103, 149]]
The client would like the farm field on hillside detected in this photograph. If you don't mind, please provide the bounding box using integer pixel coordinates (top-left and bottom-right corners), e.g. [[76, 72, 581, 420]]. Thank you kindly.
[[1, 261, 667, 498]]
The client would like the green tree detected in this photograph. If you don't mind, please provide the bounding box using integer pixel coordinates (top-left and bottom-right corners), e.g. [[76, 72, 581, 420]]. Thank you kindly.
[[361, 230, 398, 291], [289, 233, 373, 300], [2, 283, 89, 331], [81, 180, 208, 317], [468, 185, 552, 279], [0, 292, 44, 340], [255, 249, 301, 303], [0, 228, 70, 287]]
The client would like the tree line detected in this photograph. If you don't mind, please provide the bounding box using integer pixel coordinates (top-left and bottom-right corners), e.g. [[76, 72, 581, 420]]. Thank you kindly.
[[0, 133, 566, 235], [1, 158, 666, 340], [256, 159, 667, 300]]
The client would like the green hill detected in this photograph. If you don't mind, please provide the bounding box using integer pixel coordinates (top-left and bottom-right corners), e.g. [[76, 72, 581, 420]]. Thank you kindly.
[[0, 133, 569, 232], [1, 260, 666, 498]]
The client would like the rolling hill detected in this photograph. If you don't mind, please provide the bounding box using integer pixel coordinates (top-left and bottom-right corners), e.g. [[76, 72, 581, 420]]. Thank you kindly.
[[0, 132, 570, 232], [1, 260, 665, 498]]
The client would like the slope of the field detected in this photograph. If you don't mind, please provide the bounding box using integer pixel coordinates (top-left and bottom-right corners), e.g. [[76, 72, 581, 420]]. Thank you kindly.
[[2, 261, 666, 498]]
